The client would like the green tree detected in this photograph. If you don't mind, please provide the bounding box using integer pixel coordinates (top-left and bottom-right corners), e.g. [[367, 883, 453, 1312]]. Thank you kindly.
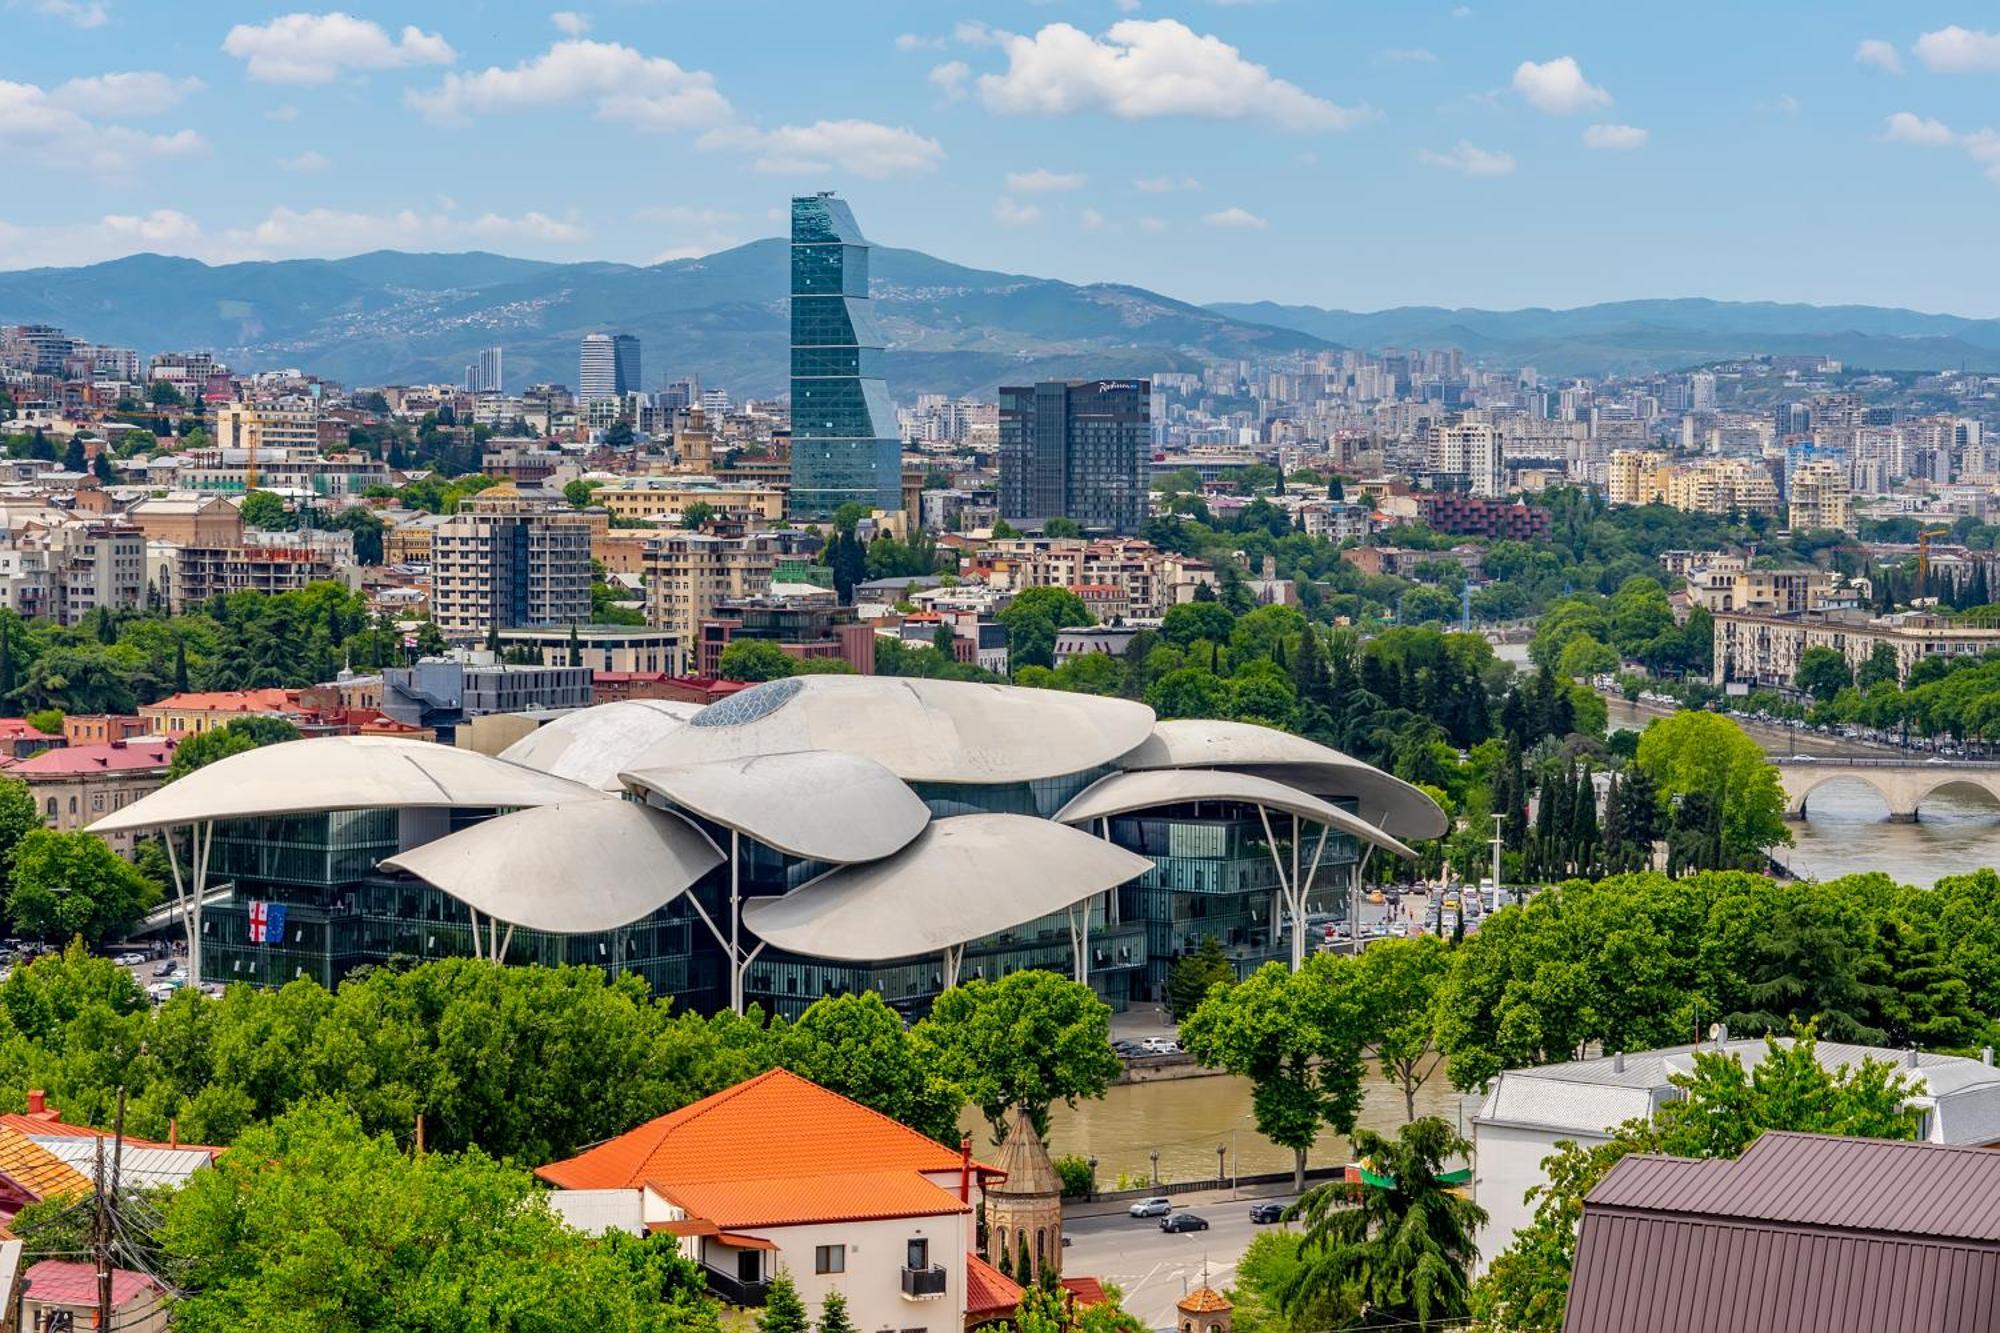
[[1160, 602, 1235, 649], [1356, 936, 1451, 1122], [1556, 634, 1618, 680], [682, 499, 716, 529], [1043, 517, 1084, 538], [718, 639, 799, 683], [563, 478, 601, 509], [1179, 958, 1368, 1192], [1856, 640, 1900, 690], [1165, 936, 1235, 1020], [239, 489, 290, 531], [7, 829, 161, 944], [1634, 711, 1790, 863], [163, 1100, 718, 1333], [758, 1273, 812, 1333], [999, 587, 1094, 672], [1285, 1117, 1485, 1331], [166, 716, 302, 782], [816, 1289, 858, 1333], [1794, 645, 1852, 703], [913, 970, 1120, 1141], [1145, 667, 1228, 720], [777, 991, 964, 1144]]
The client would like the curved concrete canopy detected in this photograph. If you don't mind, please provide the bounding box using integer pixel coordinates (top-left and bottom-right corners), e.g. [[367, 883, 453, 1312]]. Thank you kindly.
[[620, 750, 930, 864], [88, 735, 604, 835], [625, 676, 1157, 785], [1056, 767, 1417, 860], [500, 699, 704, 790], [1118, 719, 1447, 840], [740, 813, 1154, 961], [381, 800, 723, 934]]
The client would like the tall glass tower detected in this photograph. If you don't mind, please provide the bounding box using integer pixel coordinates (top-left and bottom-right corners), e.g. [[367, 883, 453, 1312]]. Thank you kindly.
[[788, 193, 902, 520]]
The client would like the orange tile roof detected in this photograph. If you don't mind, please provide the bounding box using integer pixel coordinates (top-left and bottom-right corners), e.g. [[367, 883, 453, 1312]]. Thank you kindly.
[[965, 1252, 1025, 1317], [142, 689, 300, 714], [0, 1128, 90, 1202], [1177, 1285, 1230, 1314], [535, 1068, 993, 1226]]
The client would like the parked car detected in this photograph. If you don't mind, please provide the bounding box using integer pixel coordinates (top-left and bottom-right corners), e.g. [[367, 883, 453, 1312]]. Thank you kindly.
[[153, 960, 179, 978], [1139, 1036, 1179, 1055], [115, 952, 145, 967], [1248, 1202, 1287, 1224], [1160, 1213, 1210, 1233], [1128, 1197, 1173, 1218]]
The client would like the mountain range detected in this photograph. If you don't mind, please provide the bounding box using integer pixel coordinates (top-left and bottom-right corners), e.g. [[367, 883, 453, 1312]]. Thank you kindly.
[[4, 242, 2000, 394]]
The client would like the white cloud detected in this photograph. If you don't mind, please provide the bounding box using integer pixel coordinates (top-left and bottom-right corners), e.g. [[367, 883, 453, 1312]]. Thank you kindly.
[[1418, 139, 1516, 176], [1133, 174, 1199, 192], [702, 120, 944, 178], [1968, 130, 2000, 182], [1203, 206, 1268, 229], [0, 78, 206, 176], [49, 72, 202, 117], [99, 209, 203, 247], [1582, 122, 1647, 150], [1081, 208, 1106, 230], [1879, 111, 1955, 146], [1511, 56, 1610, 114], [896, 33, 944, 51], [1915, 26, 2000, 74], [408, 39, 731, 130], [1005, 168, 1085, 192], [226, 205, 585, 253], [1377, 48, 1436, 64], [929, 60, 971, 100], [14, 0, 108, 28], [222, 13, 456, 86], [279, 149, 331, 171], [550, 11, 589, 36], [1854, 38, 1903, 74], [1137, 216, 1167, 233], [971, 19, 1373, 131], [993, 196, 1042, 226]]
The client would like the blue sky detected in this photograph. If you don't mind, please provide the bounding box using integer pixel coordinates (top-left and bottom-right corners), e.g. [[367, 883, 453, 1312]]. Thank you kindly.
[[4, 2, 2000, 313]]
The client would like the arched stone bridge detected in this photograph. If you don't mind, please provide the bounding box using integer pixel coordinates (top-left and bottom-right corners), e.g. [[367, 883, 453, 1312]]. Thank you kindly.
[[1775, 756, 2000, 822]]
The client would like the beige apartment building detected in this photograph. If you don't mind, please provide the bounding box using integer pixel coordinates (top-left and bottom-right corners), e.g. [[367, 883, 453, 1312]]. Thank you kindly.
[[1681, 556, 1837, 616], [1714, 609, 2000, 690], [212, 400, 325, 453], [1787, 459, 1856, 535], [430, 489, 592, 641], [1607, 452, 1781, 516], [591, 479, 787, 523], [643, 532, 777, 642], [1607, 450, 1669, 506]]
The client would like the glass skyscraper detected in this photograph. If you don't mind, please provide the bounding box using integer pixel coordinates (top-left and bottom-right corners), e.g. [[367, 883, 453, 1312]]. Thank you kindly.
[[788, 193, 901, 520], [998, 379, 1152, 534]]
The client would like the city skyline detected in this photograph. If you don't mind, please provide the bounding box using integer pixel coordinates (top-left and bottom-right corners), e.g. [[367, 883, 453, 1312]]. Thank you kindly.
[[2, 4, 2000, 314]]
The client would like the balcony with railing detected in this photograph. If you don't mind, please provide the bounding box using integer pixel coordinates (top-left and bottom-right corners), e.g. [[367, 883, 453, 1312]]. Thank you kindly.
[[703, 1266, 770, 1307], [900, 1265, 948, 1299]]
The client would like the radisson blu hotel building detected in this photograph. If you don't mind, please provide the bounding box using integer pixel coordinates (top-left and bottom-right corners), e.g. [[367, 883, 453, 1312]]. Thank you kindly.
[[96, 676, 1443, 1019]]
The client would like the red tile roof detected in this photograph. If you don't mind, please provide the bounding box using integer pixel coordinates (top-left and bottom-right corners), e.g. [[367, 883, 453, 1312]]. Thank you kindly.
[[21, 1260, 160, 1308], [965, 1252, 1024, 1317], [0, 1129, 89, 1202], [0, 720, 56, 741], [535, 1068, 993, 1227], [2, 738, 176, 776], [142, 689, 299, 714]]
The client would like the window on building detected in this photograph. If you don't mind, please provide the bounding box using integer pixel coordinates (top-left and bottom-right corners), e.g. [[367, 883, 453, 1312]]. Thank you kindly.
[[43, 798, 55, 818], [1035, 1228, 1045, 1266], [68, 796, 77, 815], [815, 1245, 845, 1275], [906, 1238, 929, 1271]]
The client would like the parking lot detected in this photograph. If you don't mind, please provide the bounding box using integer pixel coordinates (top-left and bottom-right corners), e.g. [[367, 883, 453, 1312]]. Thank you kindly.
[[0, 940, 211, 1002]]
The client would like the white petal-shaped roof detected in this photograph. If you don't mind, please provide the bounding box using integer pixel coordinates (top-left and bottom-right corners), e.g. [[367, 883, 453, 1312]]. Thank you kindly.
[[88, 735, 604, 834], [740, 813, 1154, 960], [620, 750, 929, 864], [380, 800, 723, 933], [1055, 768, 1418, 860], [501, 699, 705, 790], [625, 676, 1156, 784], [1118, 719, 1447, 840]]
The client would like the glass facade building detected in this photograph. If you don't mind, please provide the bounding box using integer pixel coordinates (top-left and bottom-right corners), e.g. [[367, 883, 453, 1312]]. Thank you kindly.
[[998, 380, 1152, 534], [787, 193, 902, 520]]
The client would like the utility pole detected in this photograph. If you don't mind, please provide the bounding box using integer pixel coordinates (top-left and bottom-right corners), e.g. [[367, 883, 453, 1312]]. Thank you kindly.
[[1491, 813, 1504, 907]]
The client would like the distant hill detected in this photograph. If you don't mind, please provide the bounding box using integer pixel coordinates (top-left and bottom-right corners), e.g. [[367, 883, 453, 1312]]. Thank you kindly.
[[1204, 297, 2000, 376], [0, 243, 1328, 397]]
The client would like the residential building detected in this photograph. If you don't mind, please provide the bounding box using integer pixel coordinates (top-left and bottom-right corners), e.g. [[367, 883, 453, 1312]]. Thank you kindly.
[[212, 400, 325, 454], [497, 626, 686, 675], [997, 380, 1151, 534], [1662, 458, 1781, 515], [1054, 625, 1144, 663], [536, 1069, 994, 1324], [1426, 420, 1502, 497], [1606, 449, 1670, 506], [155, 535, 348, 612], [644, 531, 778, 642], [468, 346, 503, 394], [63, 714, 152, 745], [788, 193, 902, 519], [13, 518, 147, 624], [4, 737, 177, 855], [139, 688, 309, 737], [1713, 608, 2000, 689], [381, 658, 593, 742], [1416, 493, 1550, 540], [1470, 1035, 2000, 1271], [696, 599, 874, 677], [592, 479, 788, 524], [1565, 1133, 2000, 1333], [0, 719, 59, 760], [123, 493, 243, 546], [1681, 558, 1835, 616], [17, 1261, 168, 1333], [1788, 457, 1856, 534], [0, 1124, 90, 1225], [430, 487, 592, 641], [579, 333, 638, 403]]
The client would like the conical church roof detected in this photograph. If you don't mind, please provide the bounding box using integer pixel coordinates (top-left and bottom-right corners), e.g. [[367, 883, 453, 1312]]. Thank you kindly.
[[989, 1105, 1061, 1197]]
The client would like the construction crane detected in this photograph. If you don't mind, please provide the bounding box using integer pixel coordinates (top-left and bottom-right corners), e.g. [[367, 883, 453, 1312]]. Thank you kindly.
[[1918, 526, 1951, 586], [243, 416, 261, 492]]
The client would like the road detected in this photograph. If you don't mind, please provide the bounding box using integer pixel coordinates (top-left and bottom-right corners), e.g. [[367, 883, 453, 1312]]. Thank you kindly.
[[1602, 693, 1899, 759], [1065, 1194, 1300, 1330]]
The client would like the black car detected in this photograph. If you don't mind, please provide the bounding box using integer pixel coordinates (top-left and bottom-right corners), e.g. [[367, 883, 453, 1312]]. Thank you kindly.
[[1248, 1202, 1286, 1224], [1160, 1213, 1209, 1234]]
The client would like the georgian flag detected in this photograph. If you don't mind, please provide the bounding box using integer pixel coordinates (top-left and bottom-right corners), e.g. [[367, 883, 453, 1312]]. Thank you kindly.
[[248, 900, 287, 945]]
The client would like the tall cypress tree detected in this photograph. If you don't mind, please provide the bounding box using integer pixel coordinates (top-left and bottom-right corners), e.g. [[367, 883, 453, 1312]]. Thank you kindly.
[[174, 634, 190, 694]]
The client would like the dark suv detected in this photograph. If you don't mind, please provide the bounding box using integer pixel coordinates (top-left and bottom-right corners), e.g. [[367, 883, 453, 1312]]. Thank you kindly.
[[1248, 1201, 1287, 1224]]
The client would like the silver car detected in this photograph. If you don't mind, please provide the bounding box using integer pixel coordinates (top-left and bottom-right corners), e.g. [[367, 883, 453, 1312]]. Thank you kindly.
[[1128, 1197, 1172, 1218]]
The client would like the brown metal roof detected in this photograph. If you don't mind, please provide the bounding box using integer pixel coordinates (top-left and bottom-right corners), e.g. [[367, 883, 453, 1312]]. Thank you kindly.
[[1563, 1134, 2000, 1333]]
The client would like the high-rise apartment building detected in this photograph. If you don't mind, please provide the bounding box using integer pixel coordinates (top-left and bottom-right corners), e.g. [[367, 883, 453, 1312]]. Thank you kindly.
[[788, 193, 901, 519], [1606, 450, 1669, 506], [643, 531, 778, 642], [1426, 420, 1503, 498], [1787, 459, 1856, 535], [614, 335, 641, 397], [212, 401, 323, 453], [466, 347, 503, 394], [429, 489, 592, 641], [997, 379, 1151, 534], [577, 333, 639, 402]]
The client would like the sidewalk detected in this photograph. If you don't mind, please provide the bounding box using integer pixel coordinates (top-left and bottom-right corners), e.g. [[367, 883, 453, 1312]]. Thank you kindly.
[[1066, 1174, 1318, 1218]]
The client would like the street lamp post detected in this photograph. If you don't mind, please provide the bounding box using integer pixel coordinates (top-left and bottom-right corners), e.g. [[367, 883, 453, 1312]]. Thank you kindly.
[[1150, 1150, 1160, 1187]]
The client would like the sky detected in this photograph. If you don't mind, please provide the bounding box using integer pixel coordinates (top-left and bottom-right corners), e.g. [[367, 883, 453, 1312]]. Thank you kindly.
[[4, 2, 2000, 314]]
